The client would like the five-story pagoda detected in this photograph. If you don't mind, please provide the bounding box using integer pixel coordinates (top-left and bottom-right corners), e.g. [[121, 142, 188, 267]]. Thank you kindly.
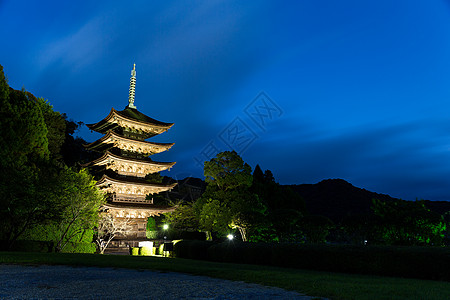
[[84, 64, 176, 248]]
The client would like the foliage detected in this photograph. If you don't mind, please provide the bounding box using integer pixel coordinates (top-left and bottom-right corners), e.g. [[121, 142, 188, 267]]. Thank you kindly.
[[204, 150, 252, 191], [197, 151, 268, 241], [0, 87, 49, 166], [198, 199, 231, 238], [20, 224, 93, 244], [269, 209, 303, 242], [36, 97, 66, 160], [164, 204, 199, 231], [0, 66, 100, 251], [54, 168, 105, 252], [251, 164, 305, 242], [146, 217, 157, 231], [139, 246, 154, 256], [0, 161, 62, 249], [339, 214, 374, 245], [145, 172, 163, 183], [300, 214, 335, 243], [371, 198, 446, 246], [61, 242, 96, 254]]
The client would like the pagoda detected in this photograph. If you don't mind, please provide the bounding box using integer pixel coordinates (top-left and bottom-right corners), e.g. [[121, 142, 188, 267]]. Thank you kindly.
[[84, 64, 176, 248]]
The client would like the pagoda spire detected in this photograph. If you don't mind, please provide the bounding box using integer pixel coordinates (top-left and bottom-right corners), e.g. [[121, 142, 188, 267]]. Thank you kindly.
[[128, 63, 137, 109]]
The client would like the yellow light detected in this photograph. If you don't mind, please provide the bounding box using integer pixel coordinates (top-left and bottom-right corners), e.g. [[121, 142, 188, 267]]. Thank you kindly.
[[163, 224, 169, 230], [227, 234, 234, 241]]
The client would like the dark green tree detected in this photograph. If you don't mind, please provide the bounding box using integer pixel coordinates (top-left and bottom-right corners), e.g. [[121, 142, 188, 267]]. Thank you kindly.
[[251, 165, 305, 242], [54, 168, 105, 252], [0, 66, 55, 249], [371, 198, 446, 246], [164, 204, 199, 232], [196, 151, 266, 241], [36, 97, 66, 160], [301, 214, 334, 243]]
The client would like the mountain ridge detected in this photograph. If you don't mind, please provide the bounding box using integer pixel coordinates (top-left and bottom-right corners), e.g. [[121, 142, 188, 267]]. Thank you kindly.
[[287, 178, 450, 222]]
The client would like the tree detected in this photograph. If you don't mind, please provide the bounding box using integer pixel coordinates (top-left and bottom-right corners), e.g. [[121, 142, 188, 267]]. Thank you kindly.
[[54, 168, 105, 252], [198, 199, 231, 240], [164, 204, 199, 232], [301, 214, 334, 243], [250, 165, 305, 242], [0, 65, 104, 253], [371, 198, 446, 246], [204, 151, 252, 191], [36, 97, 66, 160], [270, 209, 303, 242], [0, 88, 49, 167], [0, 161, 62, 249], [0, 67, 57, 248], [197, 151, 267, 241], [0, 65, 9, 105], [95, 212, 131, 254]]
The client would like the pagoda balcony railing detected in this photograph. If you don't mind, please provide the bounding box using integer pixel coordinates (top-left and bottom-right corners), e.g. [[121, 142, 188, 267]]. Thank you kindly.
[[110, 194, 153, 204]]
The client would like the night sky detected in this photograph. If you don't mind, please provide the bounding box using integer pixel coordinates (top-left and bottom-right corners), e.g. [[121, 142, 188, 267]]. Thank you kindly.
[[2, 1, 450, 201]]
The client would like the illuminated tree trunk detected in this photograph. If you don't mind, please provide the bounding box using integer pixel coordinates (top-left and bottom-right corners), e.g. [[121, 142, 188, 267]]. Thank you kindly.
[[237, 227, 247, 242]]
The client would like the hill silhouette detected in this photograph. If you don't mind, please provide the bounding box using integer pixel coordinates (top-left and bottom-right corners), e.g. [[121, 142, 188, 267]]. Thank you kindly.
[[288, 179, 450, 222]]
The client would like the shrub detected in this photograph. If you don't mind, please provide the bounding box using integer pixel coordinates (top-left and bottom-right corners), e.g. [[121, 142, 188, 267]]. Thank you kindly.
[[139, 246, 154, 256], [177, 241, 450, 281], [146, 231, 158, 239], [131, 247, 139, 256], [61, 242, 96, 254], [207, 242, 272, 264], [4, 240, 54, 253], [174, 240, 215, 259], [180, 231, 207, 241]]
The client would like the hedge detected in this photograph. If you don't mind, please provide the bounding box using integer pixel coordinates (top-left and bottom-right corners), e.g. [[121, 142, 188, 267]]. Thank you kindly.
[[174, 241, 450, 281], [0, 240, 96, 253], [131, 247, 139, 256]]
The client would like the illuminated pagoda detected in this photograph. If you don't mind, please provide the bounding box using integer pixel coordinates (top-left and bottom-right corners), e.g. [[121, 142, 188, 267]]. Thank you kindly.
[[84, 64, 176, 248]]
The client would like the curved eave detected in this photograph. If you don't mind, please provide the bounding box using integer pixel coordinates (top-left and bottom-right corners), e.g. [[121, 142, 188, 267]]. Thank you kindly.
[[83, 151, 176, 169], [83, 131, 175, 153], [103, 203, 176, 214], [115, 108, 174, 128], [97, 174, 177, 190], [86, 108, 173, 134]]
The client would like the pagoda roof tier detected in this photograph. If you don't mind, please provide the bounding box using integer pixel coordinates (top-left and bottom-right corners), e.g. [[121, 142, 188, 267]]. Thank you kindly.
[[103, 203, 176, 218], [96, 174, 177, 195], [86, 107, 173, 138], [84, 131, 174, 155], [82, 151, 175, 177]]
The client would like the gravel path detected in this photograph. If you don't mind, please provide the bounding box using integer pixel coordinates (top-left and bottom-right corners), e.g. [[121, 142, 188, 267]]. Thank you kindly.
[[0, 264, 323, 299]]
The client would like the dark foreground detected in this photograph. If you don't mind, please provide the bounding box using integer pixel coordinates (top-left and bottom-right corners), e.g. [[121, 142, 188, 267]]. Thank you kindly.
[[0, 264, 318, 299]]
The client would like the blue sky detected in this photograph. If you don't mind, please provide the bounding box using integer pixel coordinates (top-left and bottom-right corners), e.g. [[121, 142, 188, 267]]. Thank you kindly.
[[2, 0, 450, 201]]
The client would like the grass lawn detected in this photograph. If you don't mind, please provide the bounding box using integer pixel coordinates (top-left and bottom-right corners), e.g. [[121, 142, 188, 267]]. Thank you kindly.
[[1, 251, 449, 300]]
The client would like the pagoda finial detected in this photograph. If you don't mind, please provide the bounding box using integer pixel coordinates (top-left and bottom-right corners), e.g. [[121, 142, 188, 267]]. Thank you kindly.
[[128, 63, 137, 109]]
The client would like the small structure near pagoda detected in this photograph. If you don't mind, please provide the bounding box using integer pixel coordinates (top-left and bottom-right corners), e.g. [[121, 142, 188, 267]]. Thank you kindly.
[[84, 64, 176, 249]]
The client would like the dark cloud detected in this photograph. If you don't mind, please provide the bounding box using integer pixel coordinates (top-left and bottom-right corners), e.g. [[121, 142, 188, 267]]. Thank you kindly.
[[246, 120, 450, 200]]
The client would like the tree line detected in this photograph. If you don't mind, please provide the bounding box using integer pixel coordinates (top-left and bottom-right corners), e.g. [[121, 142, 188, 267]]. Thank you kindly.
[[0, 65, 104, 252], [164, 150, 447, 246]]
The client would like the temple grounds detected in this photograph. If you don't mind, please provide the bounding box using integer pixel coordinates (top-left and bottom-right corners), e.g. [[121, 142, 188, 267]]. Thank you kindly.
[[1, 252, 449, 300]]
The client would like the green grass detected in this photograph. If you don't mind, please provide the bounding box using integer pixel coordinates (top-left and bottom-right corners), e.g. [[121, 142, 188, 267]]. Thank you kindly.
[[1, 251, 449, 300]]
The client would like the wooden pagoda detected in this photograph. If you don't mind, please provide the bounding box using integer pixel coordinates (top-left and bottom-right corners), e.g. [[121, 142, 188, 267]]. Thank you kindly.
[[84, 64, 176, 248]]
